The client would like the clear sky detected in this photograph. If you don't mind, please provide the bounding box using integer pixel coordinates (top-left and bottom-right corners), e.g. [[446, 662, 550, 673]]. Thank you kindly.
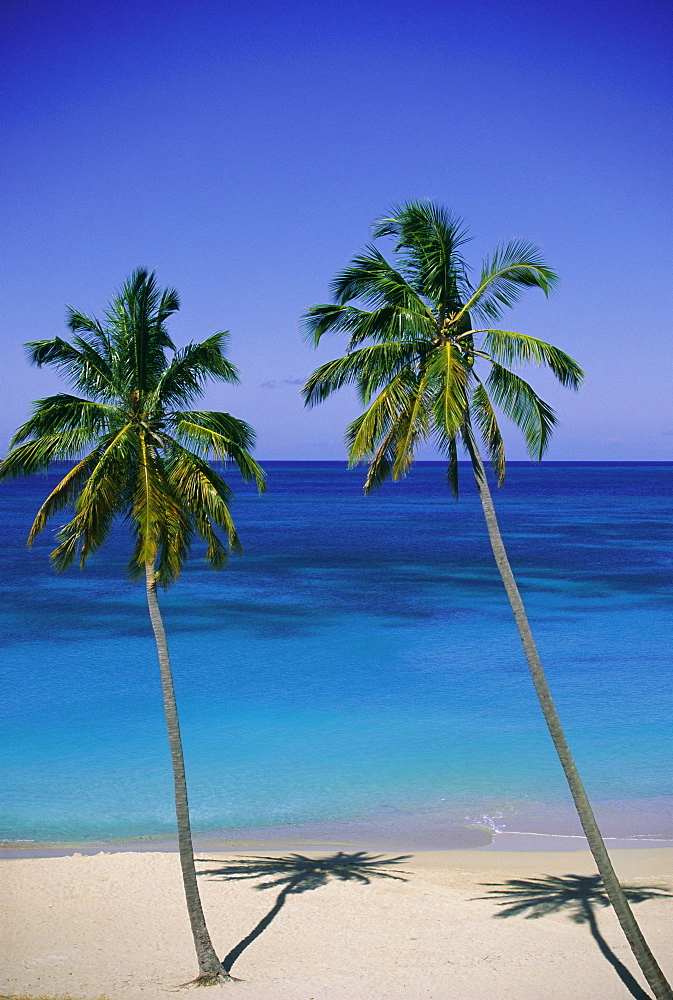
[[2, 0, 671, 461]]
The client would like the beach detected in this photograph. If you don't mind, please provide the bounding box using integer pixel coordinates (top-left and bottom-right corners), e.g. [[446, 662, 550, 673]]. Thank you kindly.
[[2, 845, 672, 1000]]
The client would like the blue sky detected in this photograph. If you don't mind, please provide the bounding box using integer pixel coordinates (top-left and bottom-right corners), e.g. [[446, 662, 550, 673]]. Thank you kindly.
[[2, 0, 671, 461]]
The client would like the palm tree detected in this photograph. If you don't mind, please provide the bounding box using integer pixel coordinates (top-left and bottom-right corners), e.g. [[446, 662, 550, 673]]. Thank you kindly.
[[301, 202, 672, 1000], [0, 268, 265, 984]]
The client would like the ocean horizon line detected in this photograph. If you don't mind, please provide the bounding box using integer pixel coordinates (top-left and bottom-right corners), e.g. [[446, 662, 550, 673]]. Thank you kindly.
[[26, 458, 673, 471]]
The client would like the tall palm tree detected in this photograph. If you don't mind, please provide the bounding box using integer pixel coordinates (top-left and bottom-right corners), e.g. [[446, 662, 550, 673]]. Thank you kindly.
[[301, 202, 672, 1000], [0, 269, 265, 984]]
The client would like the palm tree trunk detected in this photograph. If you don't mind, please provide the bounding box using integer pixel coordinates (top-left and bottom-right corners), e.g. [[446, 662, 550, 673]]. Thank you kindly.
[[145, 561, 231, 983], [465, 443, 672, 1000]]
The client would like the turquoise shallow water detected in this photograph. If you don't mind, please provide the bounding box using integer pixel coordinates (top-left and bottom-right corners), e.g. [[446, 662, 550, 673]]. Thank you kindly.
[[0, 462, 671, 844]]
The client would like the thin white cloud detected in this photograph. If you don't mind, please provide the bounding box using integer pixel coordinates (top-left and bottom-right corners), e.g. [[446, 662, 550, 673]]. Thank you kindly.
[[261, 377, 305, 389]]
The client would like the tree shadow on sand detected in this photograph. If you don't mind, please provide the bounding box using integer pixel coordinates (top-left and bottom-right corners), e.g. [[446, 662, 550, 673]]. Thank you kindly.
[[197, 851, 410, 974], [478, 874, 672, 1000]]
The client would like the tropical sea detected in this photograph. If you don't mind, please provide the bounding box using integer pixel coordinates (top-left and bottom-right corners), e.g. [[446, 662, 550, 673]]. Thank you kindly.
[[1, 462, 671, 851]]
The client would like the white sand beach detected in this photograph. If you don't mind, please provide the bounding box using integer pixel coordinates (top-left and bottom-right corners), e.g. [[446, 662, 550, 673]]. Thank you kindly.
[[1, 847, 671, 1000]]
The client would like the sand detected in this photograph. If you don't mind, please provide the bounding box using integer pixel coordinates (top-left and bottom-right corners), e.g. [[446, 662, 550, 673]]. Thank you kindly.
[[1, 847, 672, 1000]]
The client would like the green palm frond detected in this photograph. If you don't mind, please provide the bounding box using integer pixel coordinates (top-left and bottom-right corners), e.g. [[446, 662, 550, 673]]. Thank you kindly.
[[0, 427, 106, 477], [427, 342, 470, 440], [352, 369, 431, 491], [106, 269, 176, 393], [346, 367, 424, 466], [127, 436, 191, 583], [455, 240, 558, 325], [486, 363, 557, 460], [302, 342, 422, 407], [150, 333, 239, 409], [26, 337, 117, 400], [166, 446, 243, 566], [389, 371, 432, 480], [330, 245, 435, 319], [471, 382, 505, 484], [51, 424, 136, 571], [67, 310, 113, 358], [171, 411, 266, 490], [373, 201, 471, 307], [360, 431, 396, 493], [482, 329, 584, 388], [302, 303, 366, 345], [10, 395, 120, 446], [374, 200, 470, 250], [302, 303, 433, 348], [27, 449, 104, 546]]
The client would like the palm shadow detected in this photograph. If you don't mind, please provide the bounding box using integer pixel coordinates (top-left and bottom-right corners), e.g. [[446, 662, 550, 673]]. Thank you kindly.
[[478, 874, 672, 1000], [197, 850, 410, 974]]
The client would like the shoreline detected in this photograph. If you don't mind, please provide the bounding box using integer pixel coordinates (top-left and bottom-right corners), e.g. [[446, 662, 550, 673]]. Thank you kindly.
[[4, 797, 671, 859], [3, 825, 672, 860], [4, 796, 671, 859]]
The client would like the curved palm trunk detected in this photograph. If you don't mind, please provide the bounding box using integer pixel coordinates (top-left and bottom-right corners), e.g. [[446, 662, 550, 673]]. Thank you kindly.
[[465, 443, 672, 1000], [145, 562, 231, 983]]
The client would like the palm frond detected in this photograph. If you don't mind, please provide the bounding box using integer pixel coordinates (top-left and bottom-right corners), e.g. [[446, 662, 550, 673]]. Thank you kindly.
[[427, 342, 470, 440], [149, 333, 239, 410], [26, 337, 117, 399], [302, 342, 422, 408], [345, 367, 425, 466], [66, 310, 113, 358], [166, 446, 243, 567], [50, 425, 137, 571], [155, 284, 181, 327], [454, 241, 558, 324], [482, 329, 584, 388], [302, 303, 433, 348], [373, 201, 471, 308], [360, 431, 396, 494], [106, 268, 176, 393], [171, 411, 265, 490], [350, 371, 432, 491], [471, 382, 506, 484], [389, 370, 432, 480], [374, 200, 470, 248], [10, 395, 120, 446], [330, 245, 435, 319], [0, 428, 107, 478], [126, 436, 190, 584], [486, 363, 557, 460], [27, 449, 103, 546]]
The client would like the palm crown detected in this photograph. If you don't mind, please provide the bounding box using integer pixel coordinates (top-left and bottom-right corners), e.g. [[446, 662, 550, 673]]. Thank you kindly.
[[1, 268, 265, 584], [302, 201, 584, 492]]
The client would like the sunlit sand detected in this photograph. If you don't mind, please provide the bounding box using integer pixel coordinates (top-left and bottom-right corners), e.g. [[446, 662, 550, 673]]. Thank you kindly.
[[2, 847, 671, 1000]]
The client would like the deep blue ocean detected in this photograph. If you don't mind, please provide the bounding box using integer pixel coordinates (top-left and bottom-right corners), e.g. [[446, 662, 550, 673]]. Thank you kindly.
[[1, 462, 671, 845]]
